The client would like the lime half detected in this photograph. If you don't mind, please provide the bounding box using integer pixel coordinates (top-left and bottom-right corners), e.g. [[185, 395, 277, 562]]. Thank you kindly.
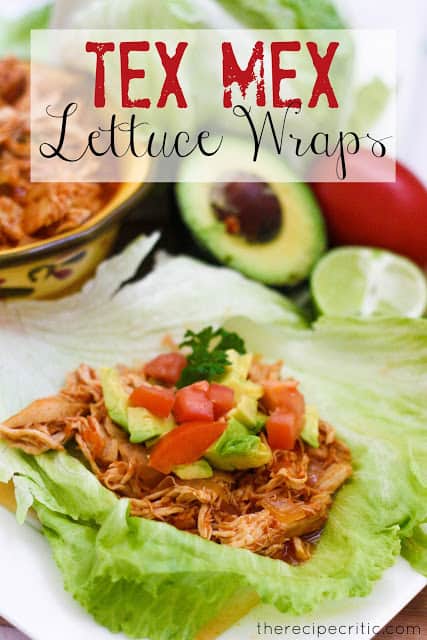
[[311, 247, 427, 318]]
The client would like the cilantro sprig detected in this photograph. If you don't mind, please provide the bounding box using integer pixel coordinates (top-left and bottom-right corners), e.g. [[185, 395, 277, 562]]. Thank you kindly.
[[177, 326, 246, 388]]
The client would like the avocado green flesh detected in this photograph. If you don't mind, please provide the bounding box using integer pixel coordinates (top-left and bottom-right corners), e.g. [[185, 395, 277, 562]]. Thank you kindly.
[[128, 407, 174, 444], [301, 406, 320, 448], [176, 140, 326, 286], [229, 395, 266, 434], [205, 417, 272, 471], [224, 350, 252, 378], [99, 368, 129, 430], [173, 460, 213, 479], [230, 395, 258, 426], [219, 350, 262, 403]]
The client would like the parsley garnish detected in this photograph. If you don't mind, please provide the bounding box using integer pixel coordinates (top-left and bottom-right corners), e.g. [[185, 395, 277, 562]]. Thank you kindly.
[[177, 326, 246, 388]]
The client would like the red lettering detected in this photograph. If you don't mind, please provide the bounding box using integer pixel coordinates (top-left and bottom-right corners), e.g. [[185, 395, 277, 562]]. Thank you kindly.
[[85, 41, 115, 108], [222, 41, 265, 108], [155, 42, 188, 108], [120, 41, 150, 108], [307, 41, 339, 108], [271, 41, 302, 109]]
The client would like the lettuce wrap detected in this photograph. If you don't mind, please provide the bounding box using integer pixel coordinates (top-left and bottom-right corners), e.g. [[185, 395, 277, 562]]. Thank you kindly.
[[0, 234, 426, 640]]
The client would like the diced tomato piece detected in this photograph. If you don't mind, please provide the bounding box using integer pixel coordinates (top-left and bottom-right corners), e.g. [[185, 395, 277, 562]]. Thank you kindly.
[[266, 410, 301, 450], [149, 421, 226, 474], [173, 382, 214, 423], [144, 352, 187, 386], [262, 381, 305, 428], [208, 383, 234, 419], [129, 384, 175, 418]]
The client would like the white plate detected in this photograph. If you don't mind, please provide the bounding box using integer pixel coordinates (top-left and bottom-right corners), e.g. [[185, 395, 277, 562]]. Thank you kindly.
[[0, 505, 425, 640]]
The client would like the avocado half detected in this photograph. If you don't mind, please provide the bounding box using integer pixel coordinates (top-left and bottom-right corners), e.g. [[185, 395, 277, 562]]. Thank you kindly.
[[176, 140, 326, 286]]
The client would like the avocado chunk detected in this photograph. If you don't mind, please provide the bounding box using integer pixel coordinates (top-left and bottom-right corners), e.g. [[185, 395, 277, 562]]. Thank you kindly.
[[220, 350, 262, 403], [205, 417, 272, 471], [176, 138, 326, 286], [225, 350, 252, 378], [230, 395, 266, 434], [301, 405, 320, 448], [225, 377, 262, 403], [99, 367, 129, 429], [128, 406, 174, 444], [173, 460, 213, 480]]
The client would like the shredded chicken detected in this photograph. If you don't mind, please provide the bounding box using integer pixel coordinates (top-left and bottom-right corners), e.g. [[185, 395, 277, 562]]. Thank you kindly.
[[0, 363, 352, 564], [0, 57, 112, 250]]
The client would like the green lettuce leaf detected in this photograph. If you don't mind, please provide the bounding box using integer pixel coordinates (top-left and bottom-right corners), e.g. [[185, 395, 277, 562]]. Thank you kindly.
[[216, 0, 345, 29], [402, 526, 427, 577], [37, 501, 247, 640], [1, 239, 426, 639], [0, 4, 52, 58], [0, 445, 116, 525], [54, 0, 345, 29]]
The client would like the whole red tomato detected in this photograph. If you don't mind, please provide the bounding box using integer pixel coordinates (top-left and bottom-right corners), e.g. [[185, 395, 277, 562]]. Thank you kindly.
[[311, 152, 427, 267]]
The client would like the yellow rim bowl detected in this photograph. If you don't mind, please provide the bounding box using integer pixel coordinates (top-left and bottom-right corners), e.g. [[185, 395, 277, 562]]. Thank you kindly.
[[0, 177, 151, 300]]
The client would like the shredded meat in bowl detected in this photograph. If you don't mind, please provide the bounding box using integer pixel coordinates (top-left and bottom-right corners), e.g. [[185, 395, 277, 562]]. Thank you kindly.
[[0, 57, 113, 250], [0, 363, 352, 565]]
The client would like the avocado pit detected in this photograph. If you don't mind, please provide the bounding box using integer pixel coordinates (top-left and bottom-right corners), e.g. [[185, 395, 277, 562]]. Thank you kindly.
[[211, 174, 282, 243]]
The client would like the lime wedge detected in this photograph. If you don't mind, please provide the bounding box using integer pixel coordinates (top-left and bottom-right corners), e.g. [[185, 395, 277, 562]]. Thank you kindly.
[[311, 247, 427, 318]]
